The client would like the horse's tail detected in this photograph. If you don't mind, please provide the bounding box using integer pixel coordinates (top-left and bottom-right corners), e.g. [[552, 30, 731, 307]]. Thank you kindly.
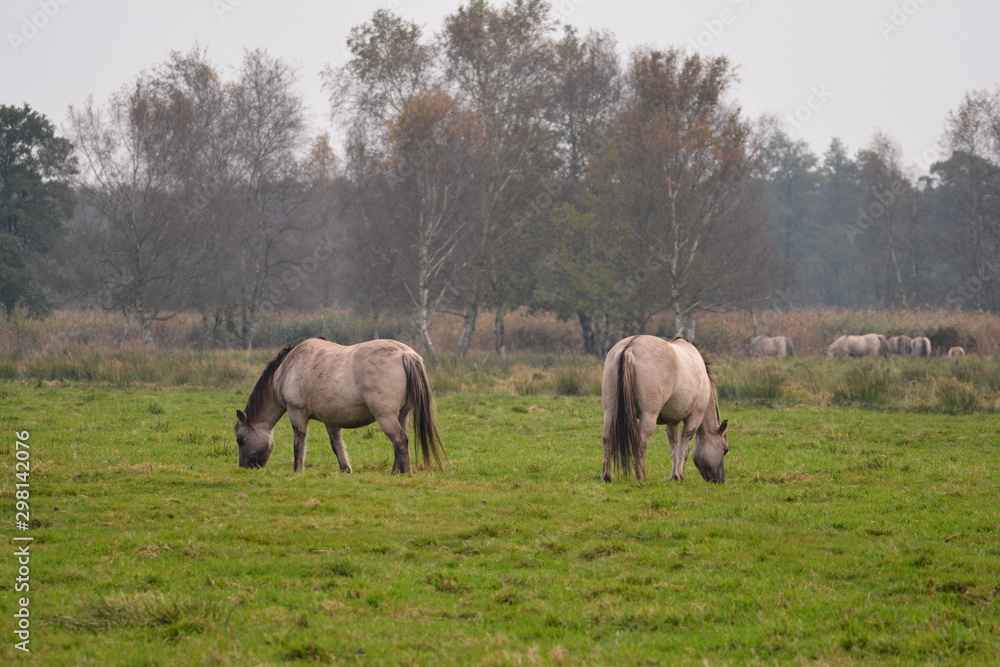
[[785, 337, 794, 357], [608, 345, 641, 478], [402, 352, 444, 470]]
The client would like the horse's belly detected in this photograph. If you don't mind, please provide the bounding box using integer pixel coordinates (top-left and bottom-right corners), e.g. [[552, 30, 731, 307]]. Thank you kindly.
[[657, 400, 693, 425], [312, 402, 376, 429]]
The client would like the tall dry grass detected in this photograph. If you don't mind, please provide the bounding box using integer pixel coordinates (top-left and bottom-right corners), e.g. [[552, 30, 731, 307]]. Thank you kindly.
[[3, 307, 997, 358], [1, 308, 998, 413]]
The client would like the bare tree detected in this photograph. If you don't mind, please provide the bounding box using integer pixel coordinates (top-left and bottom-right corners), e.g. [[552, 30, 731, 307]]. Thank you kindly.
[[325, 11, 477, 356], [549, 26, 622, 353], [442, 0, 560, 355], [594, 48, 780, 336], [68, 76, 206, 346], [385, 92, 484, 357], [551, 26, 621, 188], [226, 48, 311, 349]]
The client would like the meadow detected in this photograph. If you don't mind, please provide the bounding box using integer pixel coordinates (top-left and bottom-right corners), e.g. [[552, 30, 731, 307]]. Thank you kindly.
[[1, 310, 999, 664]]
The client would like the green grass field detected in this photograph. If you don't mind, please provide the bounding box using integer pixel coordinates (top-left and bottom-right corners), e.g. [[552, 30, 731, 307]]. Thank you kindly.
[[2, 375, 999, 665]]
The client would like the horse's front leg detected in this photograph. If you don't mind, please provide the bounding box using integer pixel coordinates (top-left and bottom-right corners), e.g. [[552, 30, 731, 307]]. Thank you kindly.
[[325, 425, 352, 473], [288, 410, 309, 472], [377, 415, 411, 474], [670, 422, 696, 482], [667, 422, 683, 481]]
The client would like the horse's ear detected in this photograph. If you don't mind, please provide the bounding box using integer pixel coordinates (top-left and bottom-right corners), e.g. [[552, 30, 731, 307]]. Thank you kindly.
[[718, 419, 728, 435], [236, 410, 247, 423]]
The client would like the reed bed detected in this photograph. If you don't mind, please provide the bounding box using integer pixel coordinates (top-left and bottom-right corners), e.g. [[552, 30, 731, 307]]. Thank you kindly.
[[1, 308, 997, 412]]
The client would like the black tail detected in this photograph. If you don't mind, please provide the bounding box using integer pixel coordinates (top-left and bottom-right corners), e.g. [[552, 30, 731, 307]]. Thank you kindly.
[[402, 353, 444, 470], [608, 346, 640, 478]]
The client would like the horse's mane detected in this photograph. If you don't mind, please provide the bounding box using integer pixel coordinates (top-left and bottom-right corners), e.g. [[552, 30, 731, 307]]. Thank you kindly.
[[244, 340, 303, 422], [699, 347, 717, 386]]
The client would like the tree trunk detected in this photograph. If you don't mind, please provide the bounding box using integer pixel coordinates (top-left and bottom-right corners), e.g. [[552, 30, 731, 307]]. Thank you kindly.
[[418, 291, 436, 360], [493, 307, 506, 357], [456, 303, 478, 356], [137, 313, 154, 349], [120, 310, 130, 346], [673, 305, 684, 338], [578, 311, 596, 356], [749, 305, 759, 337]]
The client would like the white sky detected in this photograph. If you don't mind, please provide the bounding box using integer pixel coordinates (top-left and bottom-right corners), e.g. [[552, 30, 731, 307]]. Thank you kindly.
[[3, 0, 998, 171]]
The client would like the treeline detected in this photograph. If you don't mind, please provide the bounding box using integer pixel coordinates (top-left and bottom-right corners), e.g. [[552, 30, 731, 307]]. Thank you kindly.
[[2, 0, 999, 355]]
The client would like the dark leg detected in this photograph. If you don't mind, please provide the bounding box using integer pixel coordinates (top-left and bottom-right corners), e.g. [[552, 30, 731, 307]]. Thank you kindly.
[[377, 415, 411, 474], [601, 414, 613, 482], [288, 410, 309, 472]]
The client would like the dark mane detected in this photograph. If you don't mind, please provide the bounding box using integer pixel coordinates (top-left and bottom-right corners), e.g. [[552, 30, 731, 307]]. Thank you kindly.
[[699, 347, 717, 386], [244, 340, 302, 422]]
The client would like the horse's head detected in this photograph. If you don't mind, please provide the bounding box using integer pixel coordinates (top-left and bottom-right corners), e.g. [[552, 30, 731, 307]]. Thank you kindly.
[[693, 419, 728, 483], [234, 410, 275, 468]]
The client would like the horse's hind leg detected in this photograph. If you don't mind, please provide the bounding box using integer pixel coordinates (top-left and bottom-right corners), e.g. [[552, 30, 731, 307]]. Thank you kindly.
[[325, 425, 352, 473], [601, 415, 614, 483], [376, 414, 411, 474], [635, 413, 657, 482]]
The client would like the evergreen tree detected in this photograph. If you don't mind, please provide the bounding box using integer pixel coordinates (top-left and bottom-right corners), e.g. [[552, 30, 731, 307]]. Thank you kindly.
[[0, 104, 76, 315]]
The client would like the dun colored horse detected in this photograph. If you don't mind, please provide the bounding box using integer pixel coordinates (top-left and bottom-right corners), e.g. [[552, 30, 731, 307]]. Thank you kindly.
[[748, 335, 794, 358], [908, 337, 932, 358], [826, 334, 886, 357], [234, 338, 443, 474], [601, 336, 728, 484], [886, 335, 912, 355], [948, 346, 966, 357]]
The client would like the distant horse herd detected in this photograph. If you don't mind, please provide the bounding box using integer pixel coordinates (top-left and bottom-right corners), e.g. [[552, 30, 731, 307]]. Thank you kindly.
[[749, 333, 965, 359], [234, 332, 968, 486]]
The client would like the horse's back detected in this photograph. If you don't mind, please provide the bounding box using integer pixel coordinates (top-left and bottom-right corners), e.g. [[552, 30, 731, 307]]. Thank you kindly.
[[278, 338, 413, 426], [607, 336, 709, 423], [751, 335, 791, 357]]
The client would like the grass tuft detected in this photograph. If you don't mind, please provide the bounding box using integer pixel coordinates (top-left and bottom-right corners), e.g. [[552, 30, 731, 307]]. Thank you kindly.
[[57, 593, 230, 634], [934, 377, 981, 414], [833, 361, 896, 407], [718, 363, 787, 401]]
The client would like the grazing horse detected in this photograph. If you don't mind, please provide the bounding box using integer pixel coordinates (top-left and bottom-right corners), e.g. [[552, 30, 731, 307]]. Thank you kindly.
[[907, 336, 932, 358], [948, 346, 965, 357], [234, 338, 443, 474], [886, 335, 912, 356], [748, 335, 794, 358], [826, 334, 886, 357], [601, 336, 729, 484]]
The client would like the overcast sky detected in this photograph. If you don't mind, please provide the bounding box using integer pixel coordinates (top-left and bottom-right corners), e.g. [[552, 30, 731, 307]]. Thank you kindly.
[[3, 0, 998, 171]]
